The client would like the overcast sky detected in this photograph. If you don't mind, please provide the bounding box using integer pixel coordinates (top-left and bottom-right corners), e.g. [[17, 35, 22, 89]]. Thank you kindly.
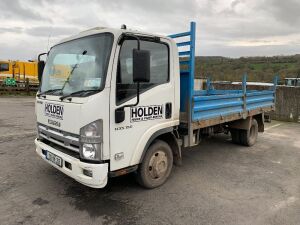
[[1, 0, 300, 60]]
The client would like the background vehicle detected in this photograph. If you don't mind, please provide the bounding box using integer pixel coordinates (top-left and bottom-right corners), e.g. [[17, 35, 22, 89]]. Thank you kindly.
[[0, 60, 38, 86], [35, 22, 277, 189], [284, 78, 300, 87]]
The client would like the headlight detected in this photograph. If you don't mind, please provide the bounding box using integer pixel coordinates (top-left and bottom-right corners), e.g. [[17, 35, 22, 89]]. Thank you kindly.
[[82, 144, 96, 158], [80, 120, 103, 161]]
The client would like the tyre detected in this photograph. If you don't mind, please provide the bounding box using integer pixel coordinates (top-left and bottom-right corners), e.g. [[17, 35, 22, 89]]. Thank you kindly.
[[137, 140, 173, 189], [240, 118, 258, 146], [230, 129, 240, 144]]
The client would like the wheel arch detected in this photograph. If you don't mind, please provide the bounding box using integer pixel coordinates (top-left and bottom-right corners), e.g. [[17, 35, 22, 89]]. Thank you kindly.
[[253, 113, 264, 132], [139, 128, 182, 166], [228, 113, 264, 132]]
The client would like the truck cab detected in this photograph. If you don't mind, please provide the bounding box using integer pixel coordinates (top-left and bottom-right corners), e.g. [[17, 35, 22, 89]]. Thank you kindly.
[[35, 26, 181, 188]]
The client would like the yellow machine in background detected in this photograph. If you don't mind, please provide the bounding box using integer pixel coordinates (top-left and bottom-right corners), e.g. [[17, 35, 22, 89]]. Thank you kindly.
[[0, 60, 39, 85]]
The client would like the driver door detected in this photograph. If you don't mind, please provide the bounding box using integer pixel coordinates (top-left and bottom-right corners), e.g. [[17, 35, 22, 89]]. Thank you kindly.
[[109, 37, 175, 171]]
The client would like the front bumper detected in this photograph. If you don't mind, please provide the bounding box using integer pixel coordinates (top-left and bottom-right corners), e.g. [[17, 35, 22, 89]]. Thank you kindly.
[[35, 138, 108, 188]]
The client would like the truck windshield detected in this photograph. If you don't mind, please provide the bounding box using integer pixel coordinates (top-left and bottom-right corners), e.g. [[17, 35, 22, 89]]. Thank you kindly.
[[40, 33, 113, 96]]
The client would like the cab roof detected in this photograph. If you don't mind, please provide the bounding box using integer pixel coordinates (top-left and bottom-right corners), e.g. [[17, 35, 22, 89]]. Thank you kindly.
[[56, 26, 171, 46]]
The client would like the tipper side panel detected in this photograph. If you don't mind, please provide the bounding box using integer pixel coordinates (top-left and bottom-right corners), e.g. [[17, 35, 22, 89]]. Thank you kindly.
[[192, 75, 278, 127]]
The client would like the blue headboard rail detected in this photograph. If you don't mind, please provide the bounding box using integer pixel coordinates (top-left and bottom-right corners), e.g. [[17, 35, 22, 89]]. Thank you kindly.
[[169, 22, 196, 114], [169, 22, 196, 146]]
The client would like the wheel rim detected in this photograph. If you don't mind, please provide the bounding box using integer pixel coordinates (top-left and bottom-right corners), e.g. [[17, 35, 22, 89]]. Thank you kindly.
[[147, 150, 168, 180]]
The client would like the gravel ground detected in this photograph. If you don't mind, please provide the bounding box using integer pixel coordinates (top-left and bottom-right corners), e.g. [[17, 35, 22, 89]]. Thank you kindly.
[[0, 97, 299, 225]]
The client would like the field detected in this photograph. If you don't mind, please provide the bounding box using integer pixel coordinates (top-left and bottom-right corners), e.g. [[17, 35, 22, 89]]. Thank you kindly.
[[195, 54, 300, 82]]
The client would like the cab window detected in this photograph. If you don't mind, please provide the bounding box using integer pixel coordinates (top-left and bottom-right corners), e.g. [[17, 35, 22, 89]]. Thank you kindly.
[[116, 39, 169, 105], [0, 63, 9, 72]]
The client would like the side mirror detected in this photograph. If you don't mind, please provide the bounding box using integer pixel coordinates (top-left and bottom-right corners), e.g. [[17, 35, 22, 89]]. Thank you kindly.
[[38, 60, 45, 83], [132, 49, 150, 83], [38, 52, 47, 84]]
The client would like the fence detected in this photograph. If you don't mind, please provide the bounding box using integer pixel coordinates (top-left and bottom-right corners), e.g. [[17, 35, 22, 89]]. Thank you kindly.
[[0, 79, 39, 95]]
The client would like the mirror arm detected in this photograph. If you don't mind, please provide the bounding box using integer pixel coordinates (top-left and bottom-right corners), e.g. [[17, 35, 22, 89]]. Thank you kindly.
[[115, 83, 140, 123], [126, 82, 140, 107], [123, 34, 140, 50], [115, 34, 146, 123], [117, 34, 143, 109], [115, 34, 142, 111], [117, 82, 140, 112]]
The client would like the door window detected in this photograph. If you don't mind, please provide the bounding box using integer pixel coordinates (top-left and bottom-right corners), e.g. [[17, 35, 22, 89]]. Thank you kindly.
[[116, 39, 169, 105]]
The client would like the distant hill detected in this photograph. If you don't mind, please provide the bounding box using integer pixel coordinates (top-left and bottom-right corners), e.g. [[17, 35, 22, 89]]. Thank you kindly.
[[195, 54, 300, 83]]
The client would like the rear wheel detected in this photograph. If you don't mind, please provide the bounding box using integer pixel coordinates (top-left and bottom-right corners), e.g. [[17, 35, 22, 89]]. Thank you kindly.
[[240, 118, 258, 146], [137, 140, 173, 189]]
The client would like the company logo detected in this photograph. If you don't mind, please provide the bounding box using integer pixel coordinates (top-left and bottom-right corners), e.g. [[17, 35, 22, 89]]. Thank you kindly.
[[130, 105, 163, 122], [44, 103, 64, 120]]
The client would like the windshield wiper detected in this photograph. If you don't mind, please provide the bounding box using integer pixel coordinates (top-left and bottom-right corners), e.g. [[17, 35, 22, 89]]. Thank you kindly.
[[60, 50, 88, 93], [37, 89, 62, 97], [59, 89, 99, 101]]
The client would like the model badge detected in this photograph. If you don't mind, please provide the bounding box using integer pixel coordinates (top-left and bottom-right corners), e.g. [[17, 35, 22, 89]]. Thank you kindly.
[[48, 119, 61, 127]]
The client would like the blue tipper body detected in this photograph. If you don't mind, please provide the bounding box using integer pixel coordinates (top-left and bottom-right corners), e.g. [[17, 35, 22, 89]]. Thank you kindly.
[[169, 22, 277, 125]]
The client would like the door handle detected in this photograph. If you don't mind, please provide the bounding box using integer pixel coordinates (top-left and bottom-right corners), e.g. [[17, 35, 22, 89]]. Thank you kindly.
[[165, 102, 172, 119]]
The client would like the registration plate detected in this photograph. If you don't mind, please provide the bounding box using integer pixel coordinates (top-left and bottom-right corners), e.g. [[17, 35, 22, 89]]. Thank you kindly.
[[46, 151, 62, 167]]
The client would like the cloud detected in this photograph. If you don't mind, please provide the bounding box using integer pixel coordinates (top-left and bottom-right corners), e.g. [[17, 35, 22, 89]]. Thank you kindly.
[[0, 0, 300, 60], [1, 0, 49, 22], [0, 27, 23, 34], [25, 26, 81, 37], [258, 0, 300, 26]]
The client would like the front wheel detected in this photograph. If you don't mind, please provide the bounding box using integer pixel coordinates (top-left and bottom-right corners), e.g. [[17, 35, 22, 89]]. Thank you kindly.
[[137, 140, 173, 189]]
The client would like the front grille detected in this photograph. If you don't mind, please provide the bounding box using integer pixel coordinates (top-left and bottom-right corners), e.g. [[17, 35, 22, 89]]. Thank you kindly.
[[37, 123, 80, 153], [40, 138, 80, 159]]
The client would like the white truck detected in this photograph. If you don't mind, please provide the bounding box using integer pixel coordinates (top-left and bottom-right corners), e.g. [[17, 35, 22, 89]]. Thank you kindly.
[[35, 22, 277, 188]]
